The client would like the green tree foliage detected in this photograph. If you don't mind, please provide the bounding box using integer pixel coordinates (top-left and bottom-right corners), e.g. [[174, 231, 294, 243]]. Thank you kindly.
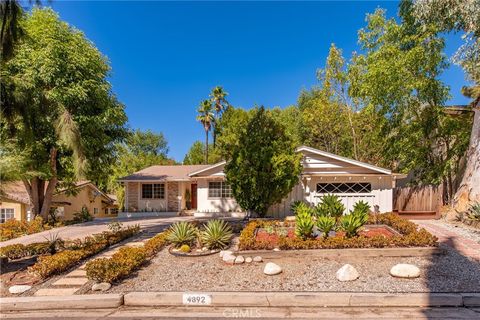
[[0, 8, 128, 218], [209, 86, 229, 148], [224, 107, 302, 217], [215, 106, 254, 159], [107, 130, 173, 209], [196, 99, 215, 164], [183, 141, 221, 165]]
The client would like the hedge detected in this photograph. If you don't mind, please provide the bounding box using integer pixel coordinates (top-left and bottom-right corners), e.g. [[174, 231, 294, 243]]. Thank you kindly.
[[238, 213, 438, 250], [0, 242, 52, 260], [29, 225, 140, 279], [85, 230, 169, 283], [0, 217, 53, 241]]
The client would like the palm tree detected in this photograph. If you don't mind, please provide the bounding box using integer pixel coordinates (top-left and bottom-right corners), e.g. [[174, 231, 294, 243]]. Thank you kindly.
[[209, 86, 229, 148], [196, 99, 214, 164]]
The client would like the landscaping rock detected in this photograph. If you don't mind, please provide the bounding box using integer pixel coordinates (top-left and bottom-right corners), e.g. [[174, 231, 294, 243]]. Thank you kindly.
[[219, 250, 233, 258], [336, 264, 359, 282], [245, 257, 253, 263], [390, 264, 421, 278], [264, 262, 282, 275], [253, 256, 263, 263], [92, 282, 112, 292], [273, 248, 281, 252], [222, 254, 236, 265], [8, 285, 31, 294], [234, 256, 245, 264], [285, 216, 296, 222]]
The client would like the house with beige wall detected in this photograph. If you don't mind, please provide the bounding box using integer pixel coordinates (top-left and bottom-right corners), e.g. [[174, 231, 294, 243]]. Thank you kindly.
[[0, 181, 117, 223], [119, 146, 403, 218]]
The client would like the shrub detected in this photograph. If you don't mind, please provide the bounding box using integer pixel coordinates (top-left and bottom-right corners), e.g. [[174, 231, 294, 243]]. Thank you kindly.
[[143, 231, 169, 256], [295, 204, 314, 240], [317, 194, 345, 221], [316, 216, 336, 239], [72, 207, 93, 223], [167, 221, 198, 247], [180, 244, 191, 252], [200, 220, 233, 250], [30, 225, 140, 279], [0, 216, 51, 241], [353, 200, 371, 215], [108, 221, 123, 233]]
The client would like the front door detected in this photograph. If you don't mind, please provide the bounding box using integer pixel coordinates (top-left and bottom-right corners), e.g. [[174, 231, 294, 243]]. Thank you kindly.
[[191, 184, 197, 209]]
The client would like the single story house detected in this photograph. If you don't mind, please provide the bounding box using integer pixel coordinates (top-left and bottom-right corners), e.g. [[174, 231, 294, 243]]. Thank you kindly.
[[119, 146, 404, 218], [0, 181, 118, 223]]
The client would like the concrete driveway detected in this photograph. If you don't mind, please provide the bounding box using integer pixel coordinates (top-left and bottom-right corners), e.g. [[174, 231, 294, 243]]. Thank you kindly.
[[0, 215, 193, 247]]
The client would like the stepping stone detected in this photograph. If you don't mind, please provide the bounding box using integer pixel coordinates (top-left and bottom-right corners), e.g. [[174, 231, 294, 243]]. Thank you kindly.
[[66, 269, 87, 277], [53, 277, 89, 286], [9, 285, 31, 294], [34, 288, 78, 296]]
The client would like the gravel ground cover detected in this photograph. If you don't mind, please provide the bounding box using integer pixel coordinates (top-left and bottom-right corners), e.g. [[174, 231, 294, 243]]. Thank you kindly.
[[109, 244, 480, 293]]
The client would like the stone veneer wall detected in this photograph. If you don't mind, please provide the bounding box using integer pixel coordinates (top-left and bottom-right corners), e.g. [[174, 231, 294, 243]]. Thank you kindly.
[[127, 182, 139, 211], [167, 182, 179, 212]]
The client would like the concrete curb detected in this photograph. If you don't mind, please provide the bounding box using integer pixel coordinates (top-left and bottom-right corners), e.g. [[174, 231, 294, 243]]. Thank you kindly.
[[124, 292, 479, 308], [0, 294, 123, 311], [1, 292, 479, 311]]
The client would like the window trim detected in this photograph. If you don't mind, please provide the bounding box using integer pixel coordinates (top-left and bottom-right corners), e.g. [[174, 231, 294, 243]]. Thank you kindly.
[[141, 183, 165, 200], [208, 181, 232, 199]]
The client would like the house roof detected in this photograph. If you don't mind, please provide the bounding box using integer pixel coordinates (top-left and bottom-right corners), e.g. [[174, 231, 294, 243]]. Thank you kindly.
[[118, 165, 212, 182], [296, 146, 392, 175], [0, 180, 114, 205]]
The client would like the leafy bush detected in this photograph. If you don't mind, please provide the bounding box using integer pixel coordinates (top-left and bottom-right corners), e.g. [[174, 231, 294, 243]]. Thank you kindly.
[[316, 216, 336, 239], [72, 207, 93, 223], [108, 221, 123, 233], [29, 225, 140, 279], [0, 242, 54, 260], [167, 221, 198, 247], [143, 231, 169, 256], [200, 219, 233, 250], [467, 202, 480, 221], [295, 204, 314, 240], [0, 216, 51, 241]]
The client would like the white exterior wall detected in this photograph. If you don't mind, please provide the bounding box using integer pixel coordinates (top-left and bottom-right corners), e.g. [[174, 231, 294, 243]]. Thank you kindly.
[[196, 178, 241, 213]]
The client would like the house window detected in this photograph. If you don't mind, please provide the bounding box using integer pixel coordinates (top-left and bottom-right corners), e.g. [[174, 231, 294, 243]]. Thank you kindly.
[[316, 182, 371, 194], [208, 181, 232, 198], [109, 208, 118, 215], [142, 183, 165, 199], [94, 208, 99, 215], [0, 208, 15, 223]]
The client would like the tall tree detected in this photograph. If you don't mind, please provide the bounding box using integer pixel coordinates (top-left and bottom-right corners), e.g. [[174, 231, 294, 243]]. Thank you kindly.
[[224, 107, 302, 218], [209, 86, 229, 148], [196, 99, 214, 164], [183, 141, 221, 165], [0, 8, 128, 218], [408, 0, 480, 208]]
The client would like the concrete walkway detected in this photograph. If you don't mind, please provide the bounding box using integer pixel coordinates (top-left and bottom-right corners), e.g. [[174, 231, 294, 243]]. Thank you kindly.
[[0, 215, 192, 247], [414, 220, 480, 262]]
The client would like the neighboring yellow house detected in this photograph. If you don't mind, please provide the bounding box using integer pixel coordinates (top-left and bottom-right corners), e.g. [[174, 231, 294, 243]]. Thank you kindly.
[[0, 181, 118, 223]]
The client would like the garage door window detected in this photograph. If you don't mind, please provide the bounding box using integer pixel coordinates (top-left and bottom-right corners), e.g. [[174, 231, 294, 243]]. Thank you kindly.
[[0, 208, 15, 223], [316, 183, 371, 194]]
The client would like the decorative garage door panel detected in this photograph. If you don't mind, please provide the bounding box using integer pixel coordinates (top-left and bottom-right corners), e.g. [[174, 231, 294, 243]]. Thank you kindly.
[[315, 182, 375, 213]]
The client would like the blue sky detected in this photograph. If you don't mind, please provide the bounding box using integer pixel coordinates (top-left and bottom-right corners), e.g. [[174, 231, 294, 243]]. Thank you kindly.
[[48, 1, 470, 162]]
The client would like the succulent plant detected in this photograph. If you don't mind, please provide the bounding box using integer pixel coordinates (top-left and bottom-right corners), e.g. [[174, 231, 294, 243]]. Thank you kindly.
[[316, 216, 336, 239], [167, 221, 198, 247], [200, 219, 233, 250]]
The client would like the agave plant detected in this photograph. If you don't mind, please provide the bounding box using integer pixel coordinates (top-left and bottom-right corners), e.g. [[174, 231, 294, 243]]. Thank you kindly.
[[467, 202, 480, 221], [316, 216, 336, 239], [167, 221, 198, 247], [290, 201, 305, 215], [295, 204, 314, 240], [200, 220, 233, 250], [340, 207, 369, 238], [318, 194, 345, 221], [352, 200, 371, 216]]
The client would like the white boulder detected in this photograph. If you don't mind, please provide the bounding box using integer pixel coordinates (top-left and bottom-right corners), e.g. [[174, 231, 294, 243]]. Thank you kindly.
[[253, 256, 263, 263], [336, 264, 359, 282], [219, 250, 233, 258], [273, 248, 281, 252], [92, 282, 111, 291], [390, 264, 421, 278], [8, 285, 31, 294], [234, 256, 245, 264], [245, 257, 253, 263], [223, 254, 236, 265], [264, 262, 282, 275]]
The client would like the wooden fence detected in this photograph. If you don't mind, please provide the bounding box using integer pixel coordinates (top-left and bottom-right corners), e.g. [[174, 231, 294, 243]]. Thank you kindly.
[[393, 185, 442, 214]]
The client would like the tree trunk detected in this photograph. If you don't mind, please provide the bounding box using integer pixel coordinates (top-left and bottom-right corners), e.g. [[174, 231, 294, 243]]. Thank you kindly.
[[39, 148, 58, 219], [454, 105, 480, 211], [205, 130, 209, 164]]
